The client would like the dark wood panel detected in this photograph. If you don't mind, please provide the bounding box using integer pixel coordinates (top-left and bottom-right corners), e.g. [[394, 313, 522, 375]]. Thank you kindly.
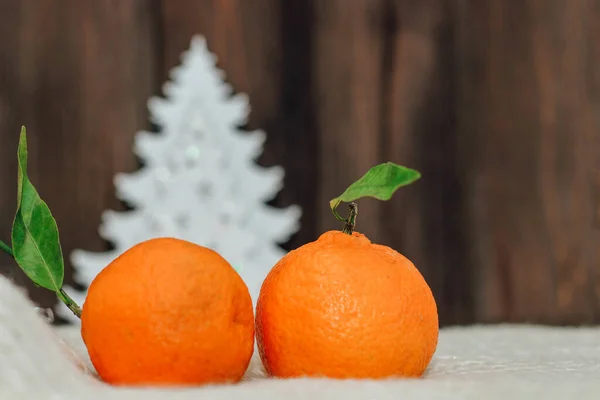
[[161, 0, 319, 250], [456, 0, 600, 324], [0, 0, 159, 309], [380, 0, 472, 325], [0, 0, 24, 291], [313, 0, 387, 242]]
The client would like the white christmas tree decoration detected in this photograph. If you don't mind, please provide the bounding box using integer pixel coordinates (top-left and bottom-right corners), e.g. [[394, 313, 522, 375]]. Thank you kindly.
[[57, 35, 301, 323]]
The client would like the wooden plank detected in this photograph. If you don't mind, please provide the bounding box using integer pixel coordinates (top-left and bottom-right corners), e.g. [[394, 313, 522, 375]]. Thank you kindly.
[[160, 0, 319, 250], [380, 0, 471, 325], [0, 0, 24, 290], [0, 0, 158, 309], [456, 0, 600, 323], [313, 0, 387, 242]]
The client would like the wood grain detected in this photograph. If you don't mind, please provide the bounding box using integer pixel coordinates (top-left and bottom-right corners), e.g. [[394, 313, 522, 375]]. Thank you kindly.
[[161, 0, 318, 250], [313, 0, 387, 242], [380, 0, 473, 325], [456, 0, 600, 323], [0, 0, 158, 309]]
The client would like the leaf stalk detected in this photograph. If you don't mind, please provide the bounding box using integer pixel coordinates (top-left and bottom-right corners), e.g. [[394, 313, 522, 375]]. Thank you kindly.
[[57, 289, 82, 319], [0, 240, 13, 257], [0, 239, 81, 319]]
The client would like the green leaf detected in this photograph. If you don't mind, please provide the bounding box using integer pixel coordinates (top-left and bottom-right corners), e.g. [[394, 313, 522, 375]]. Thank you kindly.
[[329, 162, 421, 216], [11, 127, 64, 291]]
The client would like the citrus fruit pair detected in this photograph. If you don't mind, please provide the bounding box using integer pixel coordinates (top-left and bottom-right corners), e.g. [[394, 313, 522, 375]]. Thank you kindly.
[[82, 229, 438, 385]]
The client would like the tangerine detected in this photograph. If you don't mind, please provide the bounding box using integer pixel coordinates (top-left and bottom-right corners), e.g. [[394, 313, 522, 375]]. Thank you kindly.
[[80, 237, 254, 386], [255, 228, 438, 379]]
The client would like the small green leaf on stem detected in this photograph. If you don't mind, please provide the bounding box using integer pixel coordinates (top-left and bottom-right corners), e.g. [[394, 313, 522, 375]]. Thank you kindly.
[[11, 127, 65, 291], [329, 162, 421, 219]]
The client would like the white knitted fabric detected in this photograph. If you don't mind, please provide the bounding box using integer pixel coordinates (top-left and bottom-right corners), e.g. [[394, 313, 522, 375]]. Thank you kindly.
[[1, 275, 599, 400]]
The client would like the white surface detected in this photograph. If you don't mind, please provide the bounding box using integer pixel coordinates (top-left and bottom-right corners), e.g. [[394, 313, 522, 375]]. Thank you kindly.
[[57, 35, 301, 322], [1, 277, 599, 399]]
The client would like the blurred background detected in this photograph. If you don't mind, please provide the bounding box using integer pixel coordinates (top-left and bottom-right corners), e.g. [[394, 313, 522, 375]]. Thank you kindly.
[[1, 0, 599, 327]]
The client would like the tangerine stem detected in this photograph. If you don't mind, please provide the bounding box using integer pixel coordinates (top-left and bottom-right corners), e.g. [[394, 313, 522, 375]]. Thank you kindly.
[[0, 240, 13, 257], [342, 202, 358, 235], [56, 289, 82, 319], [0, 240, 81, 319]]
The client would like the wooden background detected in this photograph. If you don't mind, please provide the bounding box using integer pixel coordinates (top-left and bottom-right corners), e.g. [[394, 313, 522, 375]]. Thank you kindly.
[[1, 0, 599, 326]]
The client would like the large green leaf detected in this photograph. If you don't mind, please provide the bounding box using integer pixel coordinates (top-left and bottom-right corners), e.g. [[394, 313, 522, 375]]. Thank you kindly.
[[330, 162, 421, 215], [11, 127, 64, 291]]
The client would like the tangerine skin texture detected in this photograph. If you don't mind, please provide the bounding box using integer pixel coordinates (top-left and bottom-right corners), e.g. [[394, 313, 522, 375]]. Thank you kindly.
[[255, 231, 439, 379], [81, 238, 254, 386]]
